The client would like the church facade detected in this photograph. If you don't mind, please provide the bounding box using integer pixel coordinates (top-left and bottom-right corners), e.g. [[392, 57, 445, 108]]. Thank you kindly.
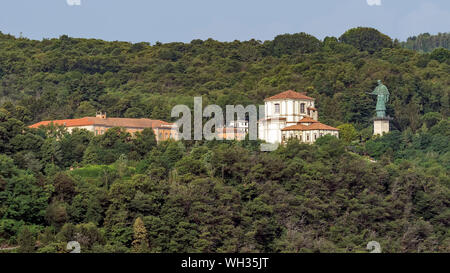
[[258, 90, 339, 144]]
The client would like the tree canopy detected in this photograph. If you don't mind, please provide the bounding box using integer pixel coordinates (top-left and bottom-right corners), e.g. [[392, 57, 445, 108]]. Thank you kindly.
[[0, 27, 448, 253], [402, 32, 450, 52], [339, 27, 393, 53]]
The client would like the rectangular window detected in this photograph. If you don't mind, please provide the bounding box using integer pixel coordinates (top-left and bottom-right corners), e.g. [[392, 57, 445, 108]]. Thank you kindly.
[[275, 103, 280, 114], [300, 103, 305, 113]]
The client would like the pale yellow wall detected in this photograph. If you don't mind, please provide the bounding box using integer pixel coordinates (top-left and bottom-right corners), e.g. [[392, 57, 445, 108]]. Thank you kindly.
[[66, 125, 178, 142]]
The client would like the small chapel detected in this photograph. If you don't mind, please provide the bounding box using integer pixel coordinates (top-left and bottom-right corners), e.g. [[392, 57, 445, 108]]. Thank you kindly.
[[258, 90, 339, 144]]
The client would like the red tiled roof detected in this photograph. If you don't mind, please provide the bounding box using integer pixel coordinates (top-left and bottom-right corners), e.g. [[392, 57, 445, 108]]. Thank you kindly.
[[282, 122, 339, 131], [29, 117, 174, 130], [297, 117, 319, 123], [265, 90, 315, 101], [29, 117, 95, 128], [96, 118, 172, 129]]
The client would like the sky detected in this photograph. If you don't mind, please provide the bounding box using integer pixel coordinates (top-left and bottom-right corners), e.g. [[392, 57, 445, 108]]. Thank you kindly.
[[0, 0, 449, 44]]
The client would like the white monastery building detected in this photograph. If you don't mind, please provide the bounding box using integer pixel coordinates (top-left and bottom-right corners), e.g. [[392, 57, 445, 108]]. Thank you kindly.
[[258, 90, 339, 144]]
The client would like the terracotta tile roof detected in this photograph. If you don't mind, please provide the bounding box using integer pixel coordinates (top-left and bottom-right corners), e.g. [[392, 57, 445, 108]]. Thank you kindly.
[[297, 117, 319, 123], [29, 117, 96, 128], [95, 118, 172, 129], [29, 117, 174, 130], [281, 124, 308, 131], [282, 122, 339, 131], [304, 123, 339, 131], [265, 90, 315, 101]]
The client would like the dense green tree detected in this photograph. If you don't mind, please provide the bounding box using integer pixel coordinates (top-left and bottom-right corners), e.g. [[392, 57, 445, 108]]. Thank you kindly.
[[41, 138, 62, 166], [402, 32, 450, 52], [430, 47, 450, 64], [132, 217, 149, 253], [422, 112, 442, 129], [74, 101, 97, 118], [60, 128, 93, 167], [1, 173, 50, 225], [45, 201, 69, 228], [83, 127, 132, 164], [52, 172, 77, 202], [17, 226, 36, 253], [0, 154, 17, 179], [162, 141, 185, 169], [337, 123, 358, 144], [270, 32, 322, 56], [339, 27, 393, 53], [132, 128, 157, 158]]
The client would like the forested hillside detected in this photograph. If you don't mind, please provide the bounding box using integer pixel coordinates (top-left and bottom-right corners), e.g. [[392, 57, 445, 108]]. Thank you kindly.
[[0, 27, 448, 131], [402, 32, 450, 52], [0, 27, 449, 253]]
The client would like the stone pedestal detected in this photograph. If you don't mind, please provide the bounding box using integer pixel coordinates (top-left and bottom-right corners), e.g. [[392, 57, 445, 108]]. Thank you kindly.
[[373, 118, 390, 136]]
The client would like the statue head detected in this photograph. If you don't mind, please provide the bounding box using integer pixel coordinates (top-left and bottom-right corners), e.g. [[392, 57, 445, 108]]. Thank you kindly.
[[377, 80, 382, 85]]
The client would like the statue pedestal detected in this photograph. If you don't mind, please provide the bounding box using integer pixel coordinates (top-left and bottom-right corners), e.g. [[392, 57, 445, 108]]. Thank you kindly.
[[373, 117, 390, 136]]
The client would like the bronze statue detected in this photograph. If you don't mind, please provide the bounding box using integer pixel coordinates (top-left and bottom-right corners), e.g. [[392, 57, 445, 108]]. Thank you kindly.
[[369, 80, 390, 118]]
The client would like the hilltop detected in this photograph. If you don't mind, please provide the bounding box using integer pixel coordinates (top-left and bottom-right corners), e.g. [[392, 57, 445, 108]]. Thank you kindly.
[[0, 27, 448, 132]]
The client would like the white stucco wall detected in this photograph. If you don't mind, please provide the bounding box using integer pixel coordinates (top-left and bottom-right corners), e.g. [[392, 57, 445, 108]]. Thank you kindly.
[[282, 129, 339, 144], [259, 97, 317, 144]]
